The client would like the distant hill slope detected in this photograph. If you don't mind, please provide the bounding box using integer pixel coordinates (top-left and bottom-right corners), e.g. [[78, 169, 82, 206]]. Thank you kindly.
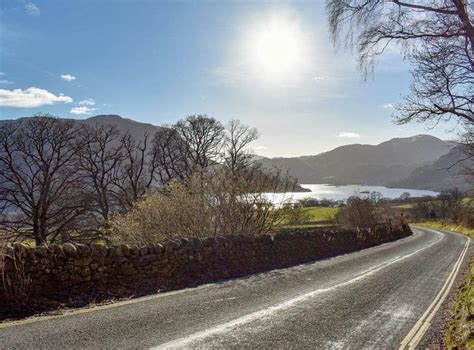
[[79, 115, 162, 141], [391, 147, 471, 192], [257, 135, 462, 191], [0, 115, 162, 142]]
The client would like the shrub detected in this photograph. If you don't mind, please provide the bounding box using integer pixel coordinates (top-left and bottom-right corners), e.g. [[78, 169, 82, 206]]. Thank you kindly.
[[109, 169, 286, 244], [280, 203, 311, 225], [335, 196, 384, 229]]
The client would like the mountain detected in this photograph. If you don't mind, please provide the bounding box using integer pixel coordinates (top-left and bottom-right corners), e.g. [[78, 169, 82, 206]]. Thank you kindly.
[[391, 147, 471, 192], [257, 135, 461, 191], [78, 115, 162, 141], [0, 115, 162, 142]]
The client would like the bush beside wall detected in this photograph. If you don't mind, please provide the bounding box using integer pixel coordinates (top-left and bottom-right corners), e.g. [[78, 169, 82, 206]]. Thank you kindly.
[[1, 225, 411, 299]]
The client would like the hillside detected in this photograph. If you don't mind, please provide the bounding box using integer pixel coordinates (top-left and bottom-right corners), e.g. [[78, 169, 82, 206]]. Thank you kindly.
[[391, 147, 471, 192], [0, 114, 162, 140], [78, 115, 162, 141], [257, 135, 463, 191]]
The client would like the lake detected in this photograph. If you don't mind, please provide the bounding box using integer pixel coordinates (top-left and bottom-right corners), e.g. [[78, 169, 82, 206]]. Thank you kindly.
[[265, 184, 438, 205]]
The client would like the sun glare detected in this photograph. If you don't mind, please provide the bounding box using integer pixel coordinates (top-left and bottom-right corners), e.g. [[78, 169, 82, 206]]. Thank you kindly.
[[241, 12, 311, 85]]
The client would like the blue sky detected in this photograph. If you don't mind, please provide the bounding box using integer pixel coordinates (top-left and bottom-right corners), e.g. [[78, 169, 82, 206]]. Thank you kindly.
[[0, 0, 458, 157]]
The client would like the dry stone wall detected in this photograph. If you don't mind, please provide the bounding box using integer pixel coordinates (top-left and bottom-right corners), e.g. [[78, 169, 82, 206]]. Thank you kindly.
[[1, 225, 411, 298]]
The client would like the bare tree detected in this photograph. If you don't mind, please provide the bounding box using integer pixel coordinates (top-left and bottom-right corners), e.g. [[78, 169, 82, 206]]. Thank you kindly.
[[173, 115, 225, 174], [327, 0, 473, 130], [223, 120, 259, 176], [114, 132, 158, 210], [78, 124, 124, 224], [458, 125, 474, 177], [0, 116, 87, 245], [437, 187, 465, 222], [150, 127, 190, 185]]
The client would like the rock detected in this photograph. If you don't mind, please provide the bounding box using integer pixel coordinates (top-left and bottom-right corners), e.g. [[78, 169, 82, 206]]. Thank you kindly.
[[75, 244, 91, 256], [63, 243, 78, 257], [55, 273, 69, 282], [121, 244, 131, 257], [114, 246, 123, 257], [164, 241, 179, 253], [35, 246, 49, 258], [74, 257, 92, 267], [69, 274, 84, 284], [130, 245, 140, 256], [139, 246, 148, 256], [50, 244, 64, 256], [92, 273, 102, 281]]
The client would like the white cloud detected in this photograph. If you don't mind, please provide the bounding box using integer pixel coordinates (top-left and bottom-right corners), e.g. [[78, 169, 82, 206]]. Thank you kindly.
[[61, 74, 76, 82], [382, 103, 395, 109], [78, 98, 95, 106], [337, 132, 360, 139], [70, 106, 96, 115], [25, 2, 40, 16], [0, 80, 14, 85], [0, 87, 73, 108], [312, 76, 324, 81]]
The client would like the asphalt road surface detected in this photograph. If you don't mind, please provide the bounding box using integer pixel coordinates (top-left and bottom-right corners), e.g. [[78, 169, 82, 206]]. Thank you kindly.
[[1, 226, 470, 349]]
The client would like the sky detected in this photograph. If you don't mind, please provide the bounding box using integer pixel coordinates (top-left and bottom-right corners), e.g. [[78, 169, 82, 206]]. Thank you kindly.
[[0, 0, 459, 157]]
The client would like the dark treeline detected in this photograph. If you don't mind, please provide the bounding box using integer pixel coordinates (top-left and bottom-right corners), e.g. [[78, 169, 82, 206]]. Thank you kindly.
[[0, 114, 293, 246]]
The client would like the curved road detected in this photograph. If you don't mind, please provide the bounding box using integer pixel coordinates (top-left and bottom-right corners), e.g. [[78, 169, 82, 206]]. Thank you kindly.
[[0, 226, 470, 349]]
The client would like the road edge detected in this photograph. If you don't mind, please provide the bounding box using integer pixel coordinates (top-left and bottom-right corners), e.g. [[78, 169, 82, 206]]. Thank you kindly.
[[400, 227, 471, 349]]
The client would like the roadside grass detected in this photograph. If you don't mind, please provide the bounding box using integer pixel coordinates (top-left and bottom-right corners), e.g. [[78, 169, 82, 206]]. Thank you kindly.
[[415, 221, 474, 239], [444, 259, 474, 349]]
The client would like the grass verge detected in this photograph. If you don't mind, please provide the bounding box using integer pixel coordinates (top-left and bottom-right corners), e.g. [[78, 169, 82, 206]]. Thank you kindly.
[[444, 258, 474, 349], [415, 221, 474, 239]]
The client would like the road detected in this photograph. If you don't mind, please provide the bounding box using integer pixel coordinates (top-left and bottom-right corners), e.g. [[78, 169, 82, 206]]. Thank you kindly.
[[0, 226, 470, 349]]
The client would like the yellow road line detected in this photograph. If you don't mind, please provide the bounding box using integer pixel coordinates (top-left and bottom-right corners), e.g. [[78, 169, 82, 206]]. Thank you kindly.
[[399, 232, 470, 350]]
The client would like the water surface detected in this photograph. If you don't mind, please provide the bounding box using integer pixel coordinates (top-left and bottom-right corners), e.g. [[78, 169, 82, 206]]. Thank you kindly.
[[265, 184, 438, 205]]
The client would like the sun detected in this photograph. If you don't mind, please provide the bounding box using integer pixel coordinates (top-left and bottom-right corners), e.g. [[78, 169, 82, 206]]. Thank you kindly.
[[241, 12, 311, 85]]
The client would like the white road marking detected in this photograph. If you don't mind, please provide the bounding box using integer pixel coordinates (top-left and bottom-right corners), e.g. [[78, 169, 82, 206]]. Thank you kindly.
[[153, 229, 444, 349], [400, 230, 470, 350]]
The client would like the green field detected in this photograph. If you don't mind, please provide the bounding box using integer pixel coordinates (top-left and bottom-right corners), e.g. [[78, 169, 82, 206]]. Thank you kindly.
[[303, 207, 339, 221], [391, 204, 415, 209], [277, 206, 340, 228]]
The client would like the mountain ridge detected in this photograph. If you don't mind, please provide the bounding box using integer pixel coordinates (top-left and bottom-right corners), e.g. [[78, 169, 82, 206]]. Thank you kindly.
[[256, 134, 467, 191], [0, 115, 468, 191]]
